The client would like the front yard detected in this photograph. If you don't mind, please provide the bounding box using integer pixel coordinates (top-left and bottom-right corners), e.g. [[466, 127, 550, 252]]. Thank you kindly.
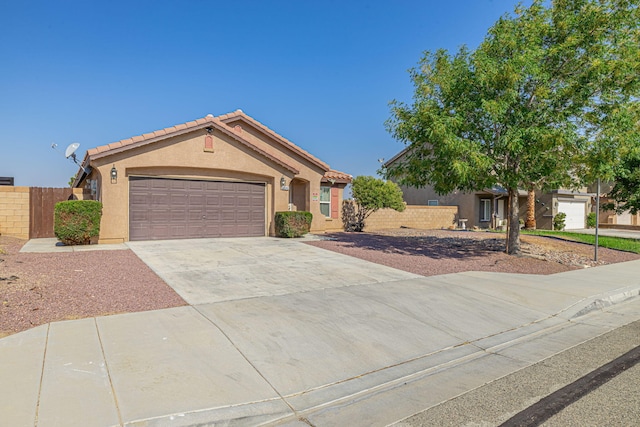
[[305, 229, 640, 277], [2, 230, 639, 337]]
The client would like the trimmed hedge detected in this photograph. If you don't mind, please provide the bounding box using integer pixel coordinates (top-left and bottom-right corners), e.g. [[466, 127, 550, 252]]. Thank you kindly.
[[553, 212, 566, 231], [274, 211, 312, 238], [54, 200, 103, 245]]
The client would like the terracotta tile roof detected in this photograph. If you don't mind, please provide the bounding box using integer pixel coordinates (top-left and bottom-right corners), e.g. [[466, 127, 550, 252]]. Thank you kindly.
[[218, 110, 330, 171], [322, 169, 352, 183], [85, 115, 300, 174], [79, 111, 352, 182]]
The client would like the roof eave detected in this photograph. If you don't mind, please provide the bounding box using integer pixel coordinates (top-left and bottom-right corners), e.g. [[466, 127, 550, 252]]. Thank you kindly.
[[219, 110, 330, 172], [87, 118, 301, 175]]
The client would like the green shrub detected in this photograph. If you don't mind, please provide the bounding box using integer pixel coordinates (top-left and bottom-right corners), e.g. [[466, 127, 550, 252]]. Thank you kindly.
[[274, 211, 312, 238], [553, 212, 566, 231], [54, 200, 103, 245], [586, 212, 597, 228]]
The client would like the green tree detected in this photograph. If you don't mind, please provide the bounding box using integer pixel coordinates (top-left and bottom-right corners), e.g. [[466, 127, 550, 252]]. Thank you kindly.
[[342, 176, 405, 232], [386, 0, 639, 254], [602, 134, 640, 215]]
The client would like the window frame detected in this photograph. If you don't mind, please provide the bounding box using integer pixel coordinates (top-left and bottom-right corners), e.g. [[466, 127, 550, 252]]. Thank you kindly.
[[480, 199, 491, 222], [319, 186, 331, 218]]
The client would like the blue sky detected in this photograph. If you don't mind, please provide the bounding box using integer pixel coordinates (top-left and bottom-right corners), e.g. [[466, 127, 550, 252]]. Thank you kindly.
[[1, 0, 527, 187]]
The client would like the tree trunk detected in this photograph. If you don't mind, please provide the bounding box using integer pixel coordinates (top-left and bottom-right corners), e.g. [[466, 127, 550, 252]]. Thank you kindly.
[[525, 187, 536, 229], [507, 187, 521, 255]]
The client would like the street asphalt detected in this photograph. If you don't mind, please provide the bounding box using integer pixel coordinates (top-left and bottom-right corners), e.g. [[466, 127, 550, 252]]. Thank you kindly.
[[3, 235, 640, 426]]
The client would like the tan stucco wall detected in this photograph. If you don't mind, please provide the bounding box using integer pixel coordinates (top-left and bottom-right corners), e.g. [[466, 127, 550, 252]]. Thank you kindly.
[[0, 186, 30, 239], [84, 127, 338, 242], [365, 206, 458, 231]]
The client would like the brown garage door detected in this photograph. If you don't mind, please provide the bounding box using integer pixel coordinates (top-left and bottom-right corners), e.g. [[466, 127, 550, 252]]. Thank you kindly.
[[129, 177, 265, 241]]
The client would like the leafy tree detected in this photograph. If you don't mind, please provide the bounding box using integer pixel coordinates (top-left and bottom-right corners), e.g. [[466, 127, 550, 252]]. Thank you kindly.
[[386, 0, 639, 254], [602, 137, 640, 215], [342, 176, 405, 232]]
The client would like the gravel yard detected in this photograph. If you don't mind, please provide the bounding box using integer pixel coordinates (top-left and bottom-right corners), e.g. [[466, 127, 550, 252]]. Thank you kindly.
[[0, 236, 187, 337], [2, 230, 638, 338], [305, 229, 640, 277]]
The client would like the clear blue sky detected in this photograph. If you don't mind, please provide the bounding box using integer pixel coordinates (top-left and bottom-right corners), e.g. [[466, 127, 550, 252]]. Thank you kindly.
[[1, 0, 528, 187]]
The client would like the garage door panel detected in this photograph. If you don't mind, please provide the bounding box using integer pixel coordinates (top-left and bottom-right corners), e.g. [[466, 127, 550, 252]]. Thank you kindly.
[[236, 211, 251, 221], [129, 177, 265, 241], [558, 201, 586, 230], [150, 209, 171, 222]]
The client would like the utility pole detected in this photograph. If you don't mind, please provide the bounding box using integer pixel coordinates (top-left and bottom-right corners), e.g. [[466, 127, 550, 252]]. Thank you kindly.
[[595, 178, 600, 262]]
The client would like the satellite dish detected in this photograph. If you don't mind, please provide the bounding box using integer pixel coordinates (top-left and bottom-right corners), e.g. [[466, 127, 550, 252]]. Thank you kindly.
[[65, 143, 80, 159]]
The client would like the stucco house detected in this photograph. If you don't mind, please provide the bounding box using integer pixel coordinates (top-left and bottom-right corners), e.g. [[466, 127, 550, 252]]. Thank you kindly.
[[384, 150, 593, 230], [73, 110, 351, 243]]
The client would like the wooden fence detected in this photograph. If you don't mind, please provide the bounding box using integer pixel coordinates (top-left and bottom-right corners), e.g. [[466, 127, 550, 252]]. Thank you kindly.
[[29, 188, 78, 238]]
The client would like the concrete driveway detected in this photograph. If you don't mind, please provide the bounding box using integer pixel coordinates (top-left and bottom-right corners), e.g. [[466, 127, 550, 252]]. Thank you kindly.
[[3, 236, 640, 426], [126, 236, 420, 304]]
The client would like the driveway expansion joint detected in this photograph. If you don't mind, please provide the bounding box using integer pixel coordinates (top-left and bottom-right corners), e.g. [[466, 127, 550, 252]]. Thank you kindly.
[[192, 305, 299, 418], [33, 323, 50, 427], [94, 317, 124, 427]]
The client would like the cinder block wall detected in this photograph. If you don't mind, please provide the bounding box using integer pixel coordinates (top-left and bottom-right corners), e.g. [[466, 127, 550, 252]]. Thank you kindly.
[[0, 187, 85, 239], [365, 206, 458, 231], [0, 187, 30, 239]]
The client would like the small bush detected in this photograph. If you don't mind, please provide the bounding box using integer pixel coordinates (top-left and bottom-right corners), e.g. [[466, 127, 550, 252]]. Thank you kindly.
[[586, 212, 597, 228], [342, 199, 365, 232], [274, 211, 312, 238], [54, 200, 103, 245], [553, 212, 566, 231]]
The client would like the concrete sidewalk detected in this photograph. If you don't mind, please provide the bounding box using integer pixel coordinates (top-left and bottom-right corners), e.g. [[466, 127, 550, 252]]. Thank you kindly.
[[20, 238, 128, 253], [2, 238, 640, 426]]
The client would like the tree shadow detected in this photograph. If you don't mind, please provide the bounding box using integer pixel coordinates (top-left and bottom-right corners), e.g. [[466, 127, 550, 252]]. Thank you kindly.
[[321, 232, 505, 260]]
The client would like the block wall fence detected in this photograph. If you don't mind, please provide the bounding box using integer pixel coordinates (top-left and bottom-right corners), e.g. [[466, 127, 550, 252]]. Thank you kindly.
[[0, 187, 30, 239], [364, 205, 458, 231], [0, 187, 84, 239]]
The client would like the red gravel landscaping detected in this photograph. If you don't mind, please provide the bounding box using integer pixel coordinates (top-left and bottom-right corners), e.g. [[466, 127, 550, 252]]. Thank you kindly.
[[0, 236, 187, 337], [305, 229, 640, 277]]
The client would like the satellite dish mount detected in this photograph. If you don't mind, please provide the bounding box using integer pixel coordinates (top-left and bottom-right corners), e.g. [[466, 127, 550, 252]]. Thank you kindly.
[[52, 142, 87, 173]]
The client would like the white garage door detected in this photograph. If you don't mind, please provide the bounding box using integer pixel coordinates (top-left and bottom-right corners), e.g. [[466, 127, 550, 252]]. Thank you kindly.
[[557, 201, 586, 230]]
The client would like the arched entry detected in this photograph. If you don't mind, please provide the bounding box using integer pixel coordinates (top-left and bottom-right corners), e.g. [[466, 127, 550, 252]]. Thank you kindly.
[[290, 178, 309, 211]]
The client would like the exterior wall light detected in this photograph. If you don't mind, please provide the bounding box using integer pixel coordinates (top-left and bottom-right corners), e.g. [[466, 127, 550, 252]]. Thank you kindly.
[[280, 176, 289, 191], [110, 165, 118, 184]]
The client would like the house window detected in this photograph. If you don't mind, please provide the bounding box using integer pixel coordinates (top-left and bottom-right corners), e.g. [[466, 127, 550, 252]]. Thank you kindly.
[[320, 186, 331, 217], [427, 200, 438, 206], [480, 199, 491, 222]]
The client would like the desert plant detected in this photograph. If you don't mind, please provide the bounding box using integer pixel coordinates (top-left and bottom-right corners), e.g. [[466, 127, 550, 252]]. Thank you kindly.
[[274, 211, 312, 238], [553, 212, 566, 231], [54, 200, 103, 245], [586, 212, 597, 228], [342, 176, 405, 232]]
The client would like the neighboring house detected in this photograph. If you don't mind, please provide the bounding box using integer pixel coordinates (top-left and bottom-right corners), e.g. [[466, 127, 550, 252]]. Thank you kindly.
[[385, 150, 593, 230], [588, 182, 640, 226], [73, 110, 351, 243]]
